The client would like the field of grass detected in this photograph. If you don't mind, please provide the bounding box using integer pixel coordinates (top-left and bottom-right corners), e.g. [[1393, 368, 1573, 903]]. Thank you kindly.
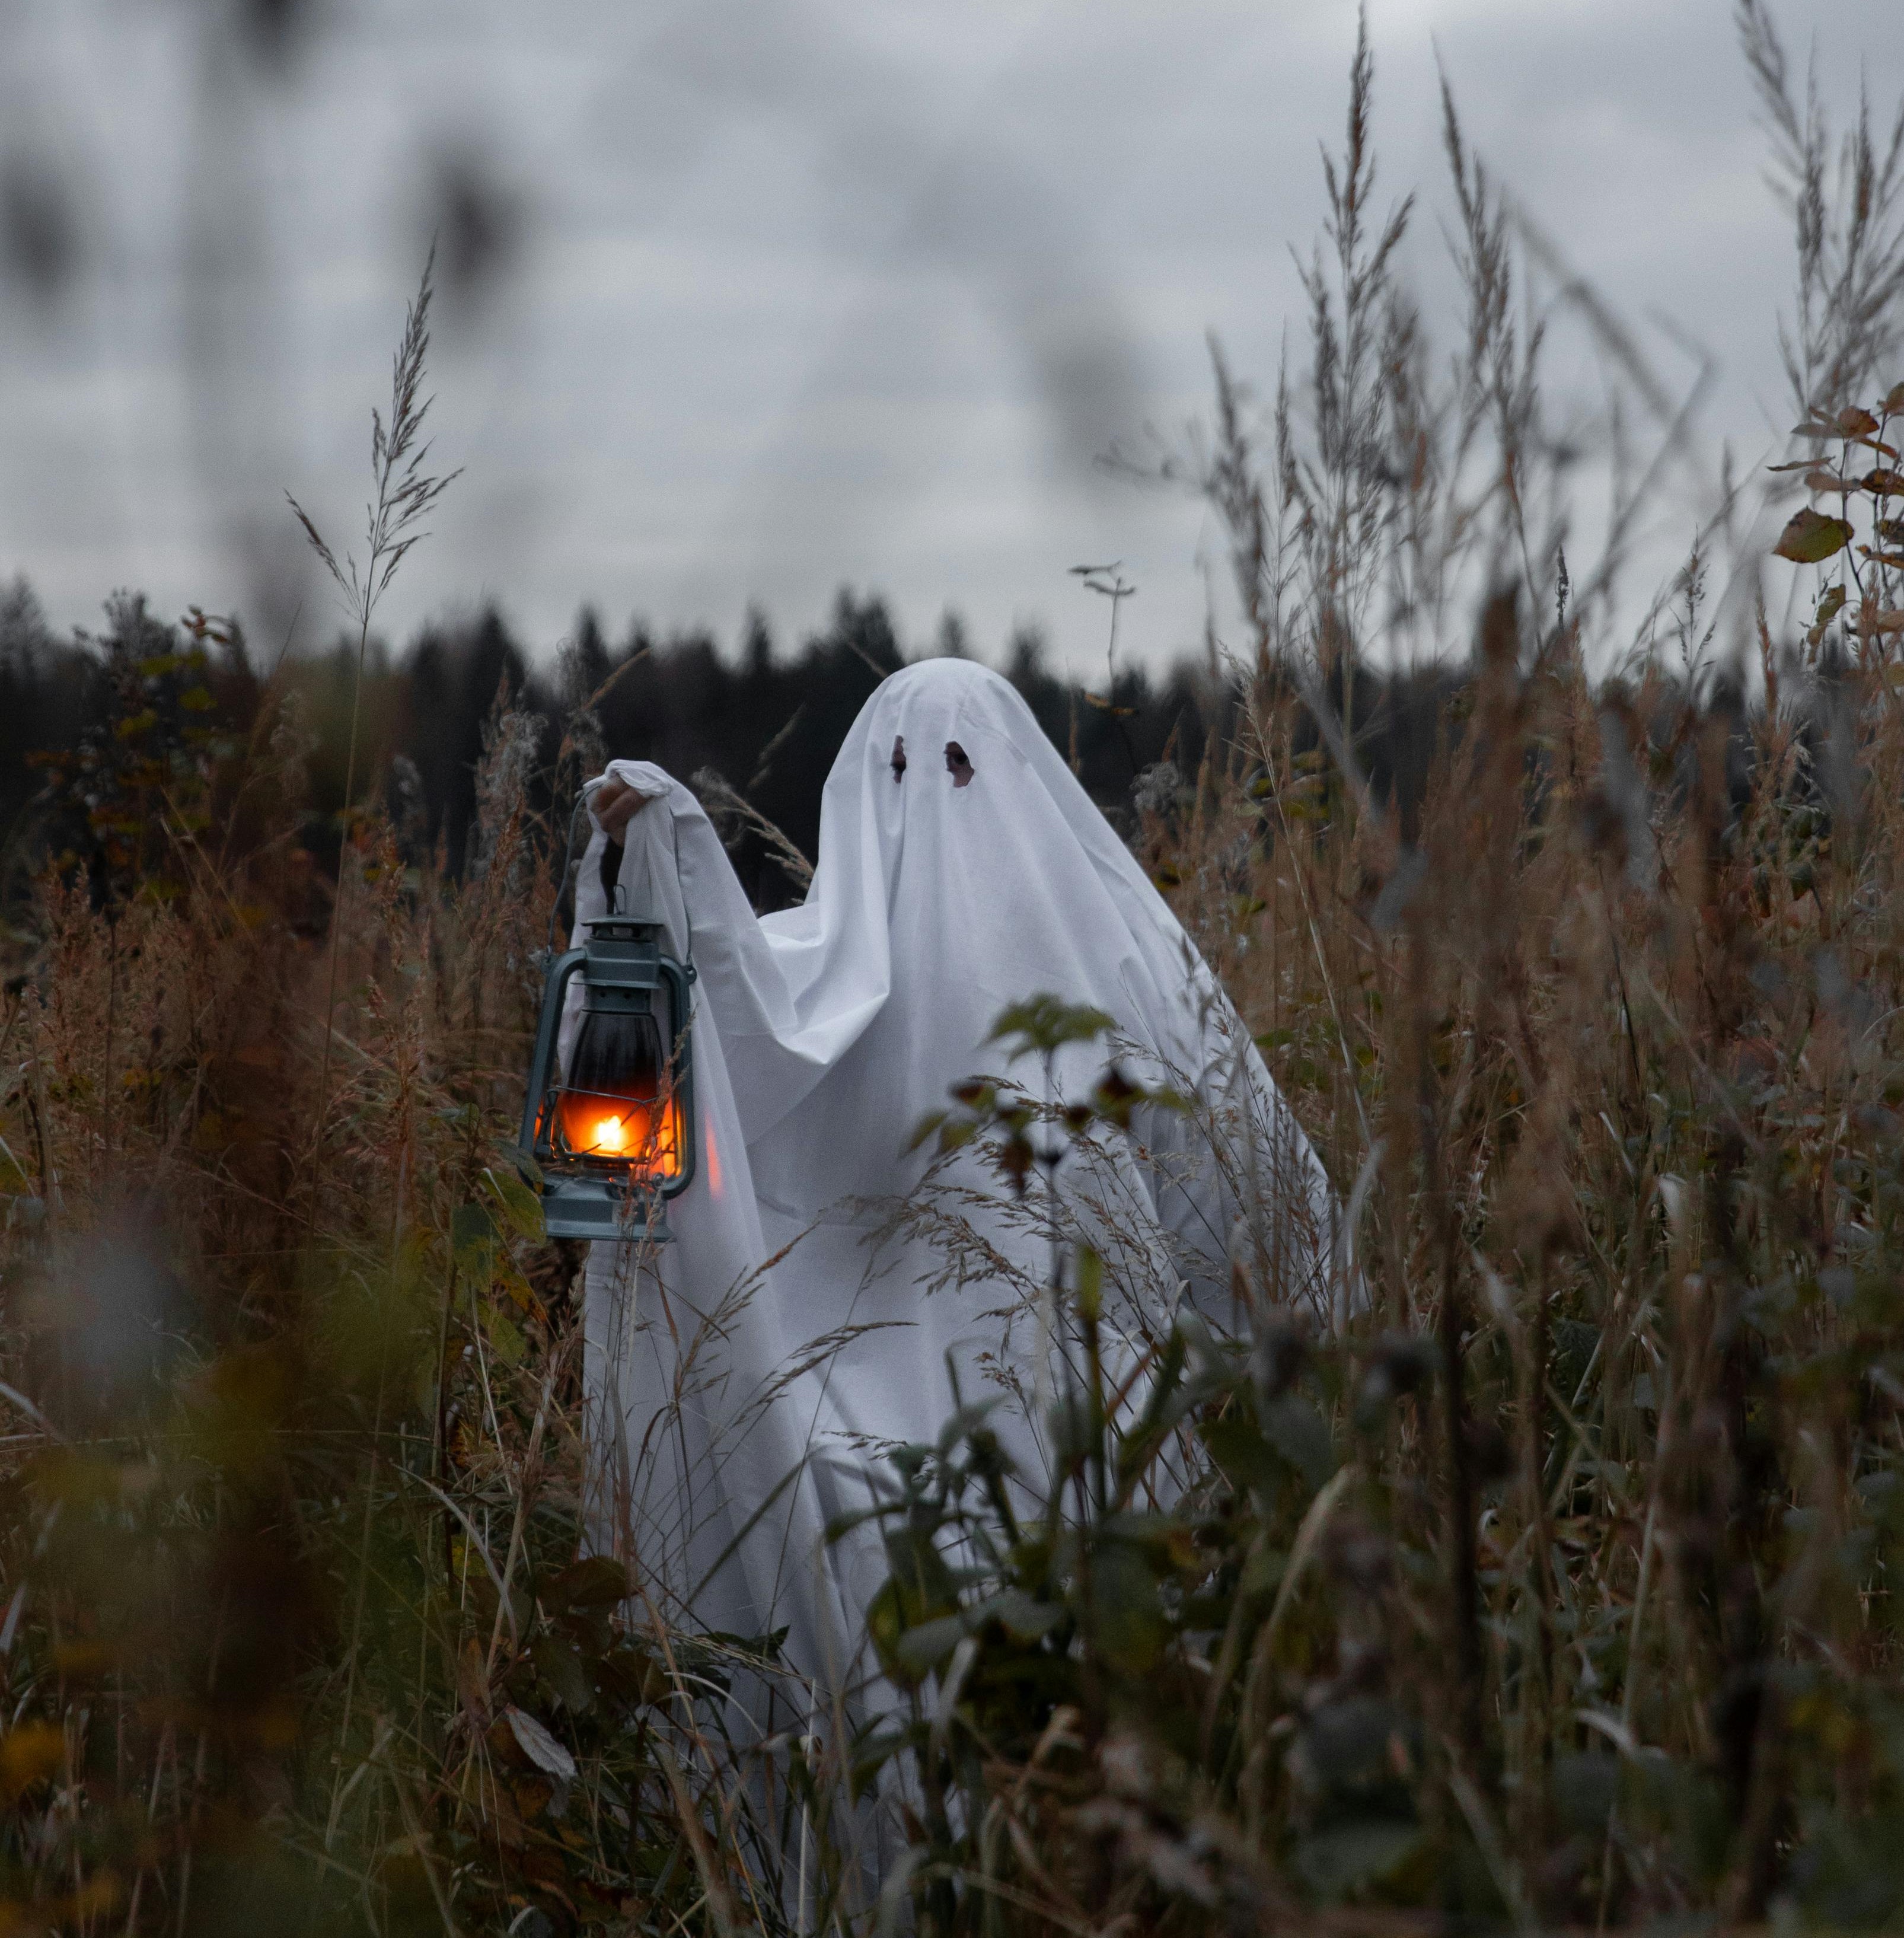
[[4, 6, 1904, 1932]]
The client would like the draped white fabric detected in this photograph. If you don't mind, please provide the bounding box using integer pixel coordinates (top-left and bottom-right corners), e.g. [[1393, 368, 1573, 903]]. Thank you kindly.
[[567, 658, 1335, 1701]]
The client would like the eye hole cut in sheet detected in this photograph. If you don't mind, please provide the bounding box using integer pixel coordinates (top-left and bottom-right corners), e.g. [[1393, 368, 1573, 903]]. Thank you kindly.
[[944, 741, 974, 787], [890, 735, 906, 782]]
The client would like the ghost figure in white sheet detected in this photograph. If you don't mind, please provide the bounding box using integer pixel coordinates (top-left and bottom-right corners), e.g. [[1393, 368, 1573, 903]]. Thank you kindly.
[[564, 657, 1337, 1713]]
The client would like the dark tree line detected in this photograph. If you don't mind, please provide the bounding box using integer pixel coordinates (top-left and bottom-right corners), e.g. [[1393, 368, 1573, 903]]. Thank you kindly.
[[3, 571, 1781, 930], [1, 579, 1229, 913]]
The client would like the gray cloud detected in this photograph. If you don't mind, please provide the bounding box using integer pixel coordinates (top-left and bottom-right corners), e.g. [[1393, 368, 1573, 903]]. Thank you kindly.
[[0, 0, 1897, 670]]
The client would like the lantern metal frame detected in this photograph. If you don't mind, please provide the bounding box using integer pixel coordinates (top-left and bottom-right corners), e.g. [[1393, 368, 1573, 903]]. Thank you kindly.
[[520, 897, 697, 1245]]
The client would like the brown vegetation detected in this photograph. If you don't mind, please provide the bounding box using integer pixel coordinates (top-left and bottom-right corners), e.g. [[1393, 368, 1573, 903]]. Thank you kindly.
[[3, 4, 1904, 1931]]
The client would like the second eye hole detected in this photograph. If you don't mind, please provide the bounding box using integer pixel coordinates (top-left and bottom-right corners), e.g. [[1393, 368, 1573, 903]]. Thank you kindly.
[[945, 741, 974, 788], [890, 735, 907, 782]]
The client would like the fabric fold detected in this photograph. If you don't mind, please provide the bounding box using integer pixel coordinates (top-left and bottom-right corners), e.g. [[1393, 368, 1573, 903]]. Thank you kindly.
[[567, 658, 1337, 1707]]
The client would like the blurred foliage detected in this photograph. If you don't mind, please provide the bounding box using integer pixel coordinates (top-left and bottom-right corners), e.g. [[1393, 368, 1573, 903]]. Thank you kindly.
[[0, 620, 831, 1931]]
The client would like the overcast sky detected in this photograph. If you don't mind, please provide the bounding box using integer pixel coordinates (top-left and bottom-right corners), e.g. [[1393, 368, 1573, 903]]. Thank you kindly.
[[0, 0, 1899, 673]]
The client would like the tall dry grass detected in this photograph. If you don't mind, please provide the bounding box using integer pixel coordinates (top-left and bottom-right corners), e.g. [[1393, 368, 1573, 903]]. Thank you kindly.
[[3, 3, 1904, 1931]]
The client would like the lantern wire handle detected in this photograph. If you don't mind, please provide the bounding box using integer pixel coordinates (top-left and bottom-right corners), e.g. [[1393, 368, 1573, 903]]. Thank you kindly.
[[546, 774, 697, 967], [546, 792, 591, 960], [668, 806, 696, 969]]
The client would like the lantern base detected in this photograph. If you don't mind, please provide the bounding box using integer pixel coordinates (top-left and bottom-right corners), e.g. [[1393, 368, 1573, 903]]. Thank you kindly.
[[540, 1175, 674, 1244]]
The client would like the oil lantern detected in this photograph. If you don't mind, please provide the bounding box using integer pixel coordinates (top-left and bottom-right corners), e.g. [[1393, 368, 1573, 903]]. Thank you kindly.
[[519, 900, 697, 1242]]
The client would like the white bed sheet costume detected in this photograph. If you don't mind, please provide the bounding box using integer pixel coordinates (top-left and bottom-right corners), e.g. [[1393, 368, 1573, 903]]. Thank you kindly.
[[565, 658, 1338, 1723]]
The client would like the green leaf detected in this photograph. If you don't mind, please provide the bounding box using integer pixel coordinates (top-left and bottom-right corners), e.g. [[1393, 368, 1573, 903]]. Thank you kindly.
[[1117, 1330, 1192, 1487], [1075, 1247, 1103, 1321], [983, 993, 1118, 1061], [530, 1633, 594, 1713], [544, 1555, 631, 1610], [934, 1397, 1004, 1457], [1774, 507, 1854, 563], [1239, 1542, 1289, 1604], [1202, 1411, 1280, 1500], [596, 1643, 668, 1706], [451, 1201, 498, 1263], [881, 1524, 959, 1618], [484, 1305, 526, 1368], [482, 1164, 545, 1241], [868, 1582, 928, 1687], [1554, 1751, 1619, 1836], [499, 1142, 545, 1188], [1292, 1821, 1424, 1899], [452, 1221, 506, 1297], [824, 1501, 895, 1545], [1090, 1539, 1166, 1675], [892, 1612, 967, 1675], [1261, 1395, 1337, 1488]]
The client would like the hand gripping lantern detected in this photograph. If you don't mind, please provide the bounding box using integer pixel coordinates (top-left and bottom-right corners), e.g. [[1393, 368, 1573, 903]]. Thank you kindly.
[[520, 886, 697, 1243]]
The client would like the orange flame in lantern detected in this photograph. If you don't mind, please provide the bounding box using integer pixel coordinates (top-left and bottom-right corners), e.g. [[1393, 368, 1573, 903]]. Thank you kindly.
[[554, 1091, 684, 1179]]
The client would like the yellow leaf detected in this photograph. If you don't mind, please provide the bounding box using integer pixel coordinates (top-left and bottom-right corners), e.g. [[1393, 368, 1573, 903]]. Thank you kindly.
[[484, 1305, 527, 1368], [0, 1722, 65, 1802], [1773, 508, 1854, 563]]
